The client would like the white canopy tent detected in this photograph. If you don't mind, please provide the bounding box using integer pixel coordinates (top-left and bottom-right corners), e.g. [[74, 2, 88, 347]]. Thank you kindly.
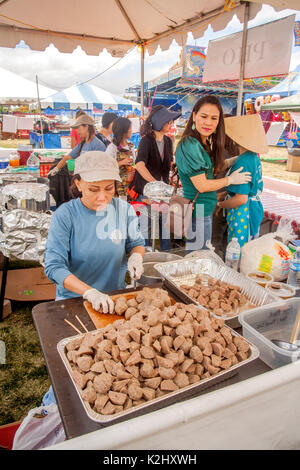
[[0, 0, 298, 115], [0, 66, 56, 104]]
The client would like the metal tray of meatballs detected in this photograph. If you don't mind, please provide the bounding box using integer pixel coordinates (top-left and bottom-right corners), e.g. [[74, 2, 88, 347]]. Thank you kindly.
[[57, 287, 260, 424], [154, 258, 280, 328]]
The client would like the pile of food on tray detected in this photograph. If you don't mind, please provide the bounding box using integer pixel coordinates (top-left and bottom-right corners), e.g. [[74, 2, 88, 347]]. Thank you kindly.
[[179, 275, 254, 317], [65, 287, 251, 416]]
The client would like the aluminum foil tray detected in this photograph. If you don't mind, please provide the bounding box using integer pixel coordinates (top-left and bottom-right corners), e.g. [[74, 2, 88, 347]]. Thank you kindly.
[[154, 258, 281, 328], [57, 325, 259, 425]]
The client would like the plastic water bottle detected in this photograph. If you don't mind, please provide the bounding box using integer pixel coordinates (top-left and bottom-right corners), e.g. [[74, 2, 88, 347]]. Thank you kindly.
[[287, 247, 300, 289], [225, 237, 241, 271], [27, 152, 40, 176]]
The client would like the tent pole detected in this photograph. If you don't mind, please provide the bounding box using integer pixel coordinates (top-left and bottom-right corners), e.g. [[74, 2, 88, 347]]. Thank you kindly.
[[36, 74, 44, 148], [237, 2, 249, 116], [140, 44, 145, 119]]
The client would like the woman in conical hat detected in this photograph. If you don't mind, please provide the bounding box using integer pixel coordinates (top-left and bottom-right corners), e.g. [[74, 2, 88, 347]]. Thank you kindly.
[[217, 114, 268, 247]]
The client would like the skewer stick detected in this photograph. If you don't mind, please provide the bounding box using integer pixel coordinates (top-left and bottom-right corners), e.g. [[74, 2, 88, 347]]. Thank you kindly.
[[64, 319, 83, 335], [75, 315, 89, 333]]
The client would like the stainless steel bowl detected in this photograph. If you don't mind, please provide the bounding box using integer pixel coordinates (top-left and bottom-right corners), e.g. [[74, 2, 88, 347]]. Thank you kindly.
[[138, 252, 183, 285]]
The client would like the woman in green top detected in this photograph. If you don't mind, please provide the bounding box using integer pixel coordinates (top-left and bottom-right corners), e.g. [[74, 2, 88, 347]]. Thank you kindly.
[[175, 95, 252, 251]]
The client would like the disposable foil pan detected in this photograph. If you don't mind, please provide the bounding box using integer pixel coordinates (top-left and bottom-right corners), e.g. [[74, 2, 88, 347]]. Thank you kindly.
[[57, 326, 259, 425], [154, 258, 281, 328]]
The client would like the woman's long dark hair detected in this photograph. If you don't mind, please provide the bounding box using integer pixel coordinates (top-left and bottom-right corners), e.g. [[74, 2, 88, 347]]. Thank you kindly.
[[69, 174, 119, 199], [140, 105, 164, 139], [112, 117, 132, 148], [179, 95, 225, 175], [76, 124, 96, 157]]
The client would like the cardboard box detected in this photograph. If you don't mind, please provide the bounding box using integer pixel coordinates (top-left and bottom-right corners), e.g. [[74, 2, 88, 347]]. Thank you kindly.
[[0, 267, 56, 301], [287, 154, 300, 172]]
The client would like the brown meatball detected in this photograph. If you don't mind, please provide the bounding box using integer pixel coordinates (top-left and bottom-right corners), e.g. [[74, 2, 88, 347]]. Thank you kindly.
[[101, 401, 116, 415], [189, 345, 203, 363], [156, 356, 174, 369], [144, 377, 162, 390], [174, 372, 189, 389], [180, 358, 194, 374], [112, 379, 130, 392], [108, 391, 127, 406], [72, 369, 88, 389], [142, 333, 154, 347], [140, 346, 155, 359], [160, 380, 178, 392], [77, 355, 94, 373], [128, 383, 143, 401], [173, 335, 185, 351], [158, 367, 176, 380], [93, 372, 113, 394], [126, 350, 142, 366], [66, 337, 83, 352], [188, 374, 200, 384], [176, 323, 194, 338], [125, 307, 138, 320], [140, 362, 156, 379], [142, 387, 156, 401], [211, 342, 224, 357], [94, 394, 109, 413]]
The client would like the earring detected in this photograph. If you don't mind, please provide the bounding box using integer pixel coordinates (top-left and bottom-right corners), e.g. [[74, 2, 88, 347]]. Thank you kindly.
[[192, 123, 195, 130]]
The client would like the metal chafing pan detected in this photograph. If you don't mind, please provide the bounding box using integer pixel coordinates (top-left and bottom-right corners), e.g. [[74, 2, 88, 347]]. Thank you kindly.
[[57, 325, 259, 425], [154, 258, 281, 328]]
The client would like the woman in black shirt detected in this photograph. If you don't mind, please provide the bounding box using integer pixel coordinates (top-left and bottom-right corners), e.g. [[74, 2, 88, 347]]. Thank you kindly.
[[129, 105, 181, 251]]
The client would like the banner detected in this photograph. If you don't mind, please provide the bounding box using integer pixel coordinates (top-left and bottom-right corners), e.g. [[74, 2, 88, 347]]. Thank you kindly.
[[182, 46, 206, 79], [203, 15, 295, 83], [294, 21, 300, 46]]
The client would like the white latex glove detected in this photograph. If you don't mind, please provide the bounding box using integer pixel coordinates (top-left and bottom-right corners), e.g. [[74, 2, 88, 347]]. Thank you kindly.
[[83, 288, 114, 314], [48, 166, 60, 177], [228, 167, 252, 186], [127, 252, 144, 280]]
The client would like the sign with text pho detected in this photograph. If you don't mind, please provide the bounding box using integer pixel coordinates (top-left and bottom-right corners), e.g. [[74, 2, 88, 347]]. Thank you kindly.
[[202, 15, 295, 83]]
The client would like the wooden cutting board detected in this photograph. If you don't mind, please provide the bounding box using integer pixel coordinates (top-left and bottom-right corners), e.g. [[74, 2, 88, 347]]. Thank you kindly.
[[84, 290, 176, 330]]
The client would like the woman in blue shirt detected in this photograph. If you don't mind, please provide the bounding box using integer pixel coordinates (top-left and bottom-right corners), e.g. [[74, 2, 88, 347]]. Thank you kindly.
[[48, 114, 106, 177], [217, 114, 268, 247], [44, 151, 145, 313]]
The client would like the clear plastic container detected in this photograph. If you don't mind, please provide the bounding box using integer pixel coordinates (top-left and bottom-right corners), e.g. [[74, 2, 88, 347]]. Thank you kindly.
[[239, 298, 300, 369], [266, 282, 296, 299], [9, 151, 20, 167], [246, 270, 273, 288]]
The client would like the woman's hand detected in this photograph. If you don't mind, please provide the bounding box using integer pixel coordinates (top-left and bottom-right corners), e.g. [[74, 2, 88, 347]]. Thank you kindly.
[[48, 166, 60, 177], [119, 157, 133, 166], [83, 288, 114, 313], [227, 167, 251, 186], [127, 252, 144, 280]]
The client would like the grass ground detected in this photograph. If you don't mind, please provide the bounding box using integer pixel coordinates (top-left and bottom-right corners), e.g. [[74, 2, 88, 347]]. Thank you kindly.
[[0, 140, 298, 428], [0, 302, 50, 426]]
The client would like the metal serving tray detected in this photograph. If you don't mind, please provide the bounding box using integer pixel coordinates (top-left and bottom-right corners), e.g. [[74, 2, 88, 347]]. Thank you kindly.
[[57, 325, 260, 425], [154, 258, 281, 328]]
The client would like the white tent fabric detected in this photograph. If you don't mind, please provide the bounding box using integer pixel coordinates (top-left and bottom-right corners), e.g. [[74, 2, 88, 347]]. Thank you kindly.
[[0, 67, 56, 103], [0, 0, 297, 57], [37, 83, 141, 110]]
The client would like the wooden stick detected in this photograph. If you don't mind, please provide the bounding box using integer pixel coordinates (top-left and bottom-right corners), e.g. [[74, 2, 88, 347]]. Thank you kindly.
[[75, 315, 89, 333], [290, 307, 300, 344], [64, 319, 83, 335]]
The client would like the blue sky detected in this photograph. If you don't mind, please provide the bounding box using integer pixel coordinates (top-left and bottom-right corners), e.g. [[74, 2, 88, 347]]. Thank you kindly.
[[0, 4, 299, 97]]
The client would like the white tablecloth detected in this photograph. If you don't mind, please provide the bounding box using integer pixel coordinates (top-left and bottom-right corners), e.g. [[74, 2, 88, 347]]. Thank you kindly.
[[45, 361, 300, 450]]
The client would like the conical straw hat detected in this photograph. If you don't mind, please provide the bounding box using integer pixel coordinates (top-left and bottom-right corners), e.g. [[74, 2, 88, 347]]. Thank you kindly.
[[224, 114, 268, 154]]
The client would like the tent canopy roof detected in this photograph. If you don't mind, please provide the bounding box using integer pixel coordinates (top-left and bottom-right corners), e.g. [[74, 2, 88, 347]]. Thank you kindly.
[[37, 83, 141, 110], [0, 66, 56, 103], [0, 0, 298, 56], [261, 92, 300, 112], [244, 64, 300, 99]]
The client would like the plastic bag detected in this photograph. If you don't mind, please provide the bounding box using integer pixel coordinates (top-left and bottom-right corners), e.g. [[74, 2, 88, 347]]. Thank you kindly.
[[240, 224, 293, 281], [12, 403, 66, 450]]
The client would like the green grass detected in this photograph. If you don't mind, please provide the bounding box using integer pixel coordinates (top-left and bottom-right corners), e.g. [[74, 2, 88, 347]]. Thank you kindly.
[[0, 302, 50, 426]]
